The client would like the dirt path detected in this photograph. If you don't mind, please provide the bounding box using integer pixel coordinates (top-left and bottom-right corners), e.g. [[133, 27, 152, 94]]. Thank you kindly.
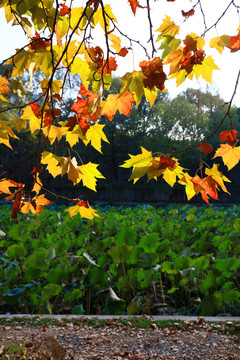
[[0, 316, 240, 359]]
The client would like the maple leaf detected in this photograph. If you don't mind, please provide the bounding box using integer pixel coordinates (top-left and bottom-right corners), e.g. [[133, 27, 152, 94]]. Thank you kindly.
[[101, 92, 135, 121], [118, 48, 128, 57], [29, 32, 51, 51], [59, 3, 70, 16], [199, 143, 213, 156], [178, 173, 196, 201], [77, 162, 105, 191], [209, 35, 230, 54], [213, 144, 240, 170], [42, 125, 63, 144], [101, 57, 118, 75], [0, 120, 18, 149], [71, 84, 100, 131], [120, 71, 145, 106], [193, 56, 219, 84], [182, 9, 195, 18], [20, 106, 41, 134], [0, 179, 21, 195], [57, 157, 82, 184], [191, 175, 218, 204], [21, 194, 51, 215], [219, 130, 237, 147], [109, 33, 121, 52], [156, 15, 179, 38], [82, 123, 109, 153], [0, 77, 11, 102], [127, 0, 144, 15], [41, 151, 62, 178], [120, 147, 153, 183], [227, 31, 240, 52], [66, 201, 101, 220], [11, 192, 23, 219], [205, 164, 231, 194], [139, 57, 167, 91]]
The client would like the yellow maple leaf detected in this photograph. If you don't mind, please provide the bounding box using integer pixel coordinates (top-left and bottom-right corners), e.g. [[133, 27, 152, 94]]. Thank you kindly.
[[42, 125, 63, 145], [21, 194, 51, 215], [162, 163, 185, 187], [77, 162, 105, 191], [20, 106, 41, 134], [71, 57, 91, 89], [109, 33, 121, 52], [209, 35, 230, 54], [41, 151, 61, 178], [213, 144, 240, 170], [178, 173, 196, 201], [120, 71, 145, 106], [121, 147, 153, 183], [57, 156, 82, 184], [32, 174, 42, 195], [193, 56, 219, 84], [205, 164, 231, 193], [156, 15, 180, 37], [144, 87, 158, 107], [0, 77, 11, 102], [13, 118, 27, 133], [66, 203, 101, 220], [83, 123, 109, 153], [0, 120, 18, 149]]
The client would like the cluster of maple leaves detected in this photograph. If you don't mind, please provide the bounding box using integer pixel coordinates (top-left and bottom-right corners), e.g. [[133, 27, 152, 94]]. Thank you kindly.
[[0, 0, 240, 219]]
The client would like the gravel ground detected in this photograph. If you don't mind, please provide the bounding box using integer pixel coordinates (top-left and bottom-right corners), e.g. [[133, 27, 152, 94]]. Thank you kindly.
[[0, 317, 240, 359]]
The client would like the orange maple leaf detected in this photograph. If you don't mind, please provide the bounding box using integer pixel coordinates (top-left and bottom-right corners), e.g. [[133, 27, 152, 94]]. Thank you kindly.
[[71, 84, 99, 133], [219, 129, 237, 147], [0, 77, 11, 101], [191, 175, 218, 204], [139, 57, 167, 91], [101, 92, 135, 121], [227, 32, 240, 52], [101, 57, 118, 75], [199, 143, 213, 156], [127, 0, 144, 15]]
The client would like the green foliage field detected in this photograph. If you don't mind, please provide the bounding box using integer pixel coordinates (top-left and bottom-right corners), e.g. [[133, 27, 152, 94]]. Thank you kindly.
[[0, 204, 240, 316]]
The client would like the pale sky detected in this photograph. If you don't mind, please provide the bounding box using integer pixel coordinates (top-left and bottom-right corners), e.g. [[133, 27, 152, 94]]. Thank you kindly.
[[1, 0, 240, 105]]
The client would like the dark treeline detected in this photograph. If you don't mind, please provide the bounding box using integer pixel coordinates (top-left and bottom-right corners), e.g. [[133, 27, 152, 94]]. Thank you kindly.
[[1, 74, 240, 204]]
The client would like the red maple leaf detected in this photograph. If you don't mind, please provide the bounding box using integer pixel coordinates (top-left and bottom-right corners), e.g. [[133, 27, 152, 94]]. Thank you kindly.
[[139, 57, 167, 91], [29, 32, 51, 51], [59, 3, 70, 16], [43, 108, 61, 127], [118, 48, 128, 57], [182, 9, 195, 18], [73, 199, 89, 208], [11, 192, 23, 219], [30, 102, 42, 118], [158, 156, 176, 170], [199, 143, 213, 156], [219, 129, 237, 147]]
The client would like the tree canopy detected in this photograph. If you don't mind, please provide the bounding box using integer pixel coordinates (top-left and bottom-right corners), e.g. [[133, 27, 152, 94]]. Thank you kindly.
[[0, 0, 240, 219]]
